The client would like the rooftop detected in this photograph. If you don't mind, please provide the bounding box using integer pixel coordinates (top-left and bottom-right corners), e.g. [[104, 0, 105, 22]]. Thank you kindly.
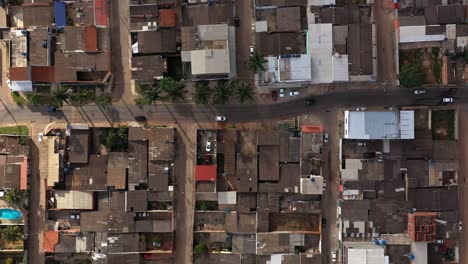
[[131, 55, 167, 82], [67, 128, 89, 164], [134, 29, 177, 54]]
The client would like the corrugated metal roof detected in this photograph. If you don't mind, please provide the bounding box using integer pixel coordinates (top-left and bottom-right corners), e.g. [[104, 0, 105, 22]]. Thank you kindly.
[[344, 111, 405, 139]]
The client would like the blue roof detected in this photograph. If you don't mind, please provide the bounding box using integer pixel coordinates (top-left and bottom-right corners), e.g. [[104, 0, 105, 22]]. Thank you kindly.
[[54, 1, 66, 28]]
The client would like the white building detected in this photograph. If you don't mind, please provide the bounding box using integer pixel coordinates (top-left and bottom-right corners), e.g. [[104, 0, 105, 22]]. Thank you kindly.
[[344, 110, 415, 140], [344, 242, 386, 264]]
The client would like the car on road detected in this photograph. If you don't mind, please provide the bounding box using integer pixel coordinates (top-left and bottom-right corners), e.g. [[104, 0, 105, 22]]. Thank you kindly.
[[206, 140, 212, 152], [355, 107, 367, 111], [323, 179, 326, 191], [38, 132, 44, 143], [289, 91, 299, 96], [322, 218, 327, 228], [135, 116, 147, 123], [442, 97, 454, 104], [331, 251, 337, 262], [249, 46, 255, 56], [216, 116, 226, 122], [47, 106, 57, 112], [304, 99, 314, 106], [323, 133, 329, 143], [459, 221, 463, 232], [271, 90, 278, 101], [233, 16, 240, 27], [414, 89, 426, 95], [279, 89, 285, 98]]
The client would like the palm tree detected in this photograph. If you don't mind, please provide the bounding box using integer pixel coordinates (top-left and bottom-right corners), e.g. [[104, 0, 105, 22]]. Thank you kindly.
[[51, 86, 70, 107], [5, 189, 25, 207], [194, 81, 211, 104], [235, 82, 255, 103], [71, 89, 94, 106], [212, 81, 233, 105], [27, 92, 43, 106], [159, 77, 185, 102], [247, 51, 267, 73], [138, 86, 161, 105], [1, 226, 23, 243]]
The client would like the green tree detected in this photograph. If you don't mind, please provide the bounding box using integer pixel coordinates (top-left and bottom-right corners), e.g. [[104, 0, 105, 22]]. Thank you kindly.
[[193, 242, 208, 257], [1, 226, 23, 243], [95, 94, 112, 107], [212, 81, 233, 105], [11, 92, 26, 106], [71, 89, 94, 106], [194, 81, 211, 104], [51, 86, 70, 107], [159, 77, 186, 102], [235, 82, 255, 103], [27, 92, 44, 106], [399, 64, 425, 87], [5, 258, 14, 264], [247, 51, 267, 73], [98, 127, 128, 151], [5, 189, 26, 208], [135, 85, 161, 105]]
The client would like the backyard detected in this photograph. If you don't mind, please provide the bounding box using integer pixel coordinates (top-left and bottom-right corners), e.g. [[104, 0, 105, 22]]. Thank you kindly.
[[432, 110, 455, 140], [399, 48, 442, 86], [0, 126, 28, 136]]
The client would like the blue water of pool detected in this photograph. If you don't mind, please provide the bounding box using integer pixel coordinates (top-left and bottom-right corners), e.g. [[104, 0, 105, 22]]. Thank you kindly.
[[0, 209, 22, 220]]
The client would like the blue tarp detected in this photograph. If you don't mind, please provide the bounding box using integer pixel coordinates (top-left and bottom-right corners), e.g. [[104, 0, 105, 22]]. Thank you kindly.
[[54, 1, 66, 28]]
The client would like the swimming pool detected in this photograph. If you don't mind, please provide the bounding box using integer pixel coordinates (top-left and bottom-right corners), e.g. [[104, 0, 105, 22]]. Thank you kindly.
[[0, 209, 22, 220]]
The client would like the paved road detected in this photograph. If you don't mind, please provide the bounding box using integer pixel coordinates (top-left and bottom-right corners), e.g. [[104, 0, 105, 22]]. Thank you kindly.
[[375, 0, 397, 85], [0, 87, 462, 126], [458, 104, 468, 264], [235, 0, 254, 82]]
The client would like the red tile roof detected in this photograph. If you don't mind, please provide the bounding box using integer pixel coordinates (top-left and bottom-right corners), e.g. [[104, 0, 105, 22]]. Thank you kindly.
[[31, 66, 55, 82], [94, 0, 108, 27], [84, 25, 98, 52], [195, 165, 216, 182], [20, 156, 27, 190], [301, 126, 323, 133], [159, 9, 177, 28], [44, 231, 59, 253], [9, 67, 28, 81]]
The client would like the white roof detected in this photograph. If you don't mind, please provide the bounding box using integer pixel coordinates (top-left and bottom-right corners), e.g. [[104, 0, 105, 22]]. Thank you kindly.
[[346, 242, 385, 264], [198, 24, 228, 41], [218, 191, 237, 205], [278, 54, 312, 82], [341, 159, 362, 180], [8, 80, 33, 92], [344, 111, 414, 139], [55, 190, 93, 210], [399, 26, 445, 43], [255, 21, 268, 32], [411, 242, 428, 264], [332, 55, 349, 81], [190, 49, 231, 75], [457, 36, 468, 47], [309, 0, 336, 5], [300, 176, 323, 195]]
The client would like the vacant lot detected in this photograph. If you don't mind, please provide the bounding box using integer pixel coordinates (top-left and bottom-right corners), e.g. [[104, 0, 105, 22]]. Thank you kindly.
[[432, 110, 455, 140], [269, 213, 320, 232]]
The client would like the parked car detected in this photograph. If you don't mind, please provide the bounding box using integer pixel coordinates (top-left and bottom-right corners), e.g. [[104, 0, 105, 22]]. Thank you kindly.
[[323, 133, 329, 143], [38, 132, 44, 143], [47, 106, 57, 112], [233, 16, 240, 27], [459, 221, 463, 232], [357, 142, 366, 147], [271, 90, 278, 101], [249, 46, 255, 56], [442, 97, 454, 104], [135, 116, 147, 123], [323, 179, 327, 191], [331, 251, 337, 262], [304, 99, 314, 106], [322, 218, 327, 228], [206, 140, 212, 152], [355, 107, 367, 111], [289, 91, 300, 96], [279, 89, 285, 98], [414, 89, 426, 95], [216, 116, 226, 122]]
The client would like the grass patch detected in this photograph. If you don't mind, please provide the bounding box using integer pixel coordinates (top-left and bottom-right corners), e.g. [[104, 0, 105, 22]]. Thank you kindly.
[[0, 126, 28, 136], [11, 92, 26, 106], [432, 110, 455, 140]]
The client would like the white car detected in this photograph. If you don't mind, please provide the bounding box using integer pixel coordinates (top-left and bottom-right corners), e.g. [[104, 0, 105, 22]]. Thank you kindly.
[[216, 116, 226, 122], [279, 89, 285, 98], [289, 91, 300, 96], [331, 251, 337, 262], [206, 140, 212, 152], [459, 221, 463, 232], [249, 46, 255, 56], [356, 107, 367, 111], [414, 89, 426, 95], [442, 97, 454, 103], [323, 133, 329, 143], [38, 132, 44, 143]]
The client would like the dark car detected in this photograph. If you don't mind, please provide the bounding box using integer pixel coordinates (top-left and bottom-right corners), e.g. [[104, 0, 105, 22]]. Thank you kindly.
[[322, 218, 327, 228], [135, 116, 147, 123], [233, 16, 240, 27], [304, 99, 314, 106], [47, 106, 57, 112], [271, 90, 278, 101], [364, 152, 376, 159]]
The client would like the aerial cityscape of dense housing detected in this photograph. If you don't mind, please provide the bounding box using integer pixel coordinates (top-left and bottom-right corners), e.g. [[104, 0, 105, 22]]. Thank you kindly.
[[0, 0, 466, 264]]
